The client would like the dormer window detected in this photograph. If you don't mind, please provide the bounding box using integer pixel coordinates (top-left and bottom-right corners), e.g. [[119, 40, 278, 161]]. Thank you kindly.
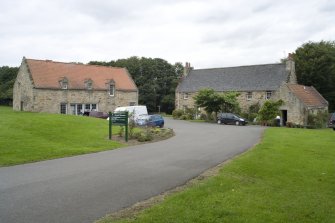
[[108, 80, 115, 96], [85, 79, 93, 90], [59, 77, 68, 89]]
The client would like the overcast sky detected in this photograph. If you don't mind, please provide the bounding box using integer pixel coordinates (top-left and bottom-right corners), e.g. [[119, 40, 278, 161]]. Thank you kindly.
[[1, 0, 334, 68]]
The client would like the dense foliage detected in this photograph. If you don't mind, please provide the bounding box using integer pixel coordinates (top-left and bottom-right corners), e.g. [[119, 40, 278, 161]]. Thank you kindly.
[[193, 88, 240, 119], [292, 41, 335, 112], [0, 66, 18, 105], [257, 100, 283, 125], [89, 57, 183, 113]]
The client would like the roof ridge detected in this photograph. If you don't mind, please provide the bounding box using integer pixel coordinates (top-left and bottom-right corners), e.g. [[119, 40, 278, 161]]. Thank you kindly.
[[25, 58, 124, 70], [194, 63, 283, 71]]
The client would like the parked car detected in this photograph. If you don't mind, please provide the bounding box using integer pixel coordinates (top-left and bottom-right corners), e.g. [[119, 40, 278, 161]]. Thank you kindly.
[[87, 111, 109, 119], [147, 114, 164, 128], [328, 113, 335, 130], [136, 114, 164, 128], [135, 114, 150, 126], [217, 113, 247, 126], [114, 106, 148, 120]]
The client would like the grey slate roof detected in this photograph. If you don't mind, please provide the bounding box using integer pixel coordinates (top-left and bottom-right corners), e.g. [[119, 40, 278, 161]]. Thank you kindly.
[[177, 63, 288, 92]]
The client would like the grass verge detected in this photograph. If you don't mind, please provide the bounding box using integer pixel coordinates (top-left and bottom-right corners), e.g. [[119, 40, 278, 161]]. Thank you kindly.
[[0, 106, 125, 166], [98, 127, 335, 223]]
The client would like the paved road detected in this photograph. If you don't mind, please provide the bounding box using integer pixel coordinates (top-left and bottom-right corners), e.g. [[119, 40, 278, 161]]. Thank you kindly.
[[0, 118, 264, 223]]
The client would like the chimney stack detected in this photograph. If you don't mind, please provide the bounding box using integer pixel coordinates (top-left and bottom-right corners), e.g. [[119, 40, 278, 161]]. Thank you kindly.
[[183, 62, 192, 76], [286, 53, 297, 84]]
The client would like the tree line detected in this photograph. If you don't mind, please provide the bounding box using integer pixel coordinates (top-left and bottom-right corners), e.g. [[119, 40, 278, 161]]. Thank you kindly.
[[89, 57, 183, 113]]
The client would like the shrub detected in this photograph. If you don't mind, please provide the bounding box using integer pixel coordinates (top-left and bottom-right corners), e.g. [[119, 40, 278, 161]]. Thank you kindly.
[[286, 122, 293, 128], [128, 120, 136, 139], [118, 126, 124, 137], [199, 113, 207, 120], [133, 129, 153, 142], [180, 114, 188, 120], [184, 108, 196, 120], [172, 109, 184, 119], [307, 111, 328, 129]]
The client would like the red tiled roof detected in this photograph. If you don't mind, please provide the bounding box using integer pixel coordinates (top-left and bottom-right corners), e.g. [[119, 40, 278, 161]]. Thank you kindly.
[[288, 84, 328, 107], [25, 59, 137, 91]]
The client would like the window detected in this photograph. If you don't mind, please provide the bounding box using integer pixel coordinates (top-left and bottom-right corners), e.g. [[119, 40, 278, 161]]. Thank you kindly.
[[60, 103, 67, 114], [266, 91, 272, 100], [129, 102, 136, 106], [77, 104, 83, 115], [85, 79, 93, 90], [68, 103, 98, 115], [87, 82, 92, 90], [246, 92, 252, 101], [183, 93, 189, 99], [59, 77, 68, 89], [109, 84, 115, 96]]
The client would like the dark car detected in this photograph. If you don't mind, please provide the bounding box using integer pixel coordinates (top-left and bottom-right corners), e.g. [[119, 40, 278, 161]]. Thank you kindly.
[[328, 113, 335, 130], [217, 113, 247, 126], [146, 114, 164, 128], [88, 111, 109, 119]]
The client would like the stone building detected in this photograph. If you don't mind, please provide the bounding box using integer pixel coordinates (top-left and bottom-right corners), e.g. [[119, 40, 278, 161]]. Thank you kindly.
[[13, 58, 138, 115], [176, 59, 328, 125]]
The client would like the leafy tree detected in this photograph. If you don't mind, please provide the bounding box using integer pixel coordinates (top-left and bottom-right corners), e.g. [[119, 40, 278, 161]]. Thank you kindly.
[[220, 91, 241, 114], [0, 66, 19, 105], [89, 57, 181, 113], [258, 100, 284, 125], [194, 88, 240, 119], [292, 41, 335, 111]]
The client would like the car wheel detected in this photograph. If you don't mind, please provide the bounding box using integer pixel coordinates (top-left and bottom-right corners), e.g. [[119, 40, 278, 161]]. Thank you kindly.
[[217, 120, 221, 124], [235, 121, 240, 126]]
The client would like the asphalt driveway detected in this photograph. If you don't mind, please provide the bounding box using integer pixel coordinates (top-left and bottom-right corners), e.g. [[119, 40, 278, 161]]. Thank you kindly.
[[0, 118, 264, 223]]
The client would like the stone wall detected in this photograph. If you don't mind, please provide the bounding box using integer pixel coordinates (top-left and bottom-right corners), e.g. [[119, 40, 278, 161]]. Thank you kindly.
[[31, 88, 138, 114], [175, 90, 279, 113], [13, 61, 34, 111], [277, 84, 307, 125]]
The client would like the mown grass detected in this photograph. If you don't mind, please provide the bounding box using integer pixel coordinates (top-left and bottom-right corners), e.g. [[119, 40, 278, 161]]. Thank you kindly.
[[99, 127, 335, 223], [0, 106, 125, 166]]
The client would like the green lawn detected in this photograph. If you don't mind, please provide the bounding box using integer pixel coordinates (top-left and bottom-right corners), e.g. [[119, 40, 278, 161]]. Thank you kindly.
[[0, 106, 125, 166], [99, 127, 335, 223]]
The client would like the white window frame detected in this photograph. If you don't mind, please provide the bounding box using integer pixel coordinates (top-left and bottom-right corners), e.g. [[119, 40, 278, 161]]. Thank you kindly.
[[60, 103, 67, 114], [109, 84, 115, 96], [59, 78, 68, 89], [246, 92, 252, 101], [266, 91, 272, 100], [68, 103, 98, 115], [87, 81, 93, 90], [183, 93, 189, 100]]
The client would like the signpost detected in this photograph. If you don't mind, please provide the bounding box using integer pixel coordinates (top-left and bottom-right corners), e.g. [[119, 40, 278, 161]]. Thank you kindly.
[[109, 111, 129, 142]]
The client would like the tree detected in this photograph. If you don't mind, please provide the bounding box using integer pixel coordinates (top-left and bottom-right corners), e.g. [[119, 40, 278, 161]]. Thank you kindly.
[[220, 91, 241, 114], [0, 66, 19, 105], [194, 89, 240, 119], [89, 57, 181, 113], [292, 41, 335, 111], [258, 100, 284, 125]]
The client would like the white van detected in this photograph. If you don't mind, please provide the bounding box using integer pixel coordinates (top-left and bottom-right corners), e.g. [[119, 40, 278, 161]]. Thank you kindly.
[[114, 105, 148, 121]]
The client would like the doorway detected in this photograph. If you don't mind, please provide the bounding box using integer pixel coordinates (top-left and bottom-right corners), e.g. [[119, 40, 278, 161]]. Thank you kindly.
[[281, 110, 287, 126]]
